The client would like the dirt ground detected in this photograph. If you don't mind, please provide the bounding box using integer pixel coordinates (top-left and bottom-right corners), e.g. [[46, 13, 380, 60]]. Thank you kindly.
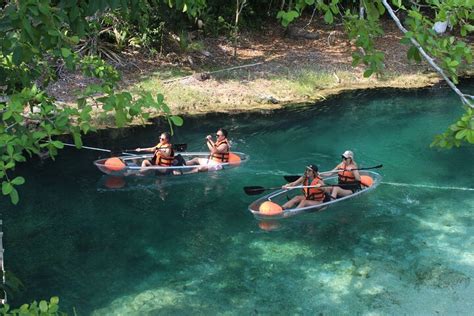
[[48, 17, 468, 118]]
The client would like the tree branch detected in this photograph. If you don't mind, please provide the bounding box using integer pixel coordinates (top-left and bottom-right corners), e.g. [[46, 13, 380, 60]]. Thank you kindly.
[[381, 0, 473, 109]]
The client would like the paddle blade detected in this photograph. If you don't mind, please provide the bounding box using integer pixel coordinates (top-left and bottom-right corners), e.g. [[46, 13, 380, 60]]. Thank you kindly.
[[243, 186, 266, 195], [174, 143, 187, 152], [361, 164, 383, 170], [284, 175, 300, 182]]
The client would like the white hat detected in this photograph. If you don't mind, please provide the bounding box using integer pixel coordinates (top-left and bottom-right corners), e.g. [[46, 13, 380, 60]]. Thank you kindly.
[[342, 150, 354, 159]]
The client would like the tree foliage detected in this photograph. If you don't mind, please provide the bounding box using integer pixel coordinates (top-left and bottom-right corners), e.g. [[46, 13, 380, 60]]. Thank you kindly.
[[0, 296, 65, 315], [0, 0, 193, 205], [276, 0, 473, 148]]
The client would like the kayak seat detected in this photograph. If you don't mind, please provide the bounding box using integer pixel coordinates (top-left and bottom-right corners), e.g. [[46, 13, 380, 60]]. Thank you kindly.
[[172, 154, 186, 166]]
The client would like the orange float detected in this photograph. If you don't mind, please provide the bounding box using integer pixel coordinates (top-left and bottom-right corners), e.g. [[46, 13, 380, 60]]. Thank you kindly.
[[360, 175, 373, 187], [258, 220, 281, 231], [258, 201, 283, 215], [228, 152, 241, 165], [104, 157, 126, 171], [104, 176, 126, 189]]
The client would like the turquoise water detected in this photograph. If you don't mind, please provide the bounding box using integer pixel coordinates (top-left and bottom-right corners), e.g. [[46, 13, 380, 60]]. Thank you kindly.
[[2, 84, 474, 315]]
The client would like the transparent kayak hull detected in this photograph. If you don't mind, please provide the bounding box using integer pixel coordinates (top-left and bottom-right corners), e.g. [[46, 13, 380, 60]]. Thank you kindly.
[[248, 171, 382, 220], [93, 151, 249, 176]]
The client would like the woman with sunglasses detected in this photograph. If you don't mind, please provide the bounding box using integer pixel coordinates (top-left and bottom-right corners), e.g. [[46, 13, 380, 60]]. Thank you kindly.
[[185, 128, 230, 173], [325, 150, 361, 199], [135, 132, 175, 172], [281, 164, 330, 210]]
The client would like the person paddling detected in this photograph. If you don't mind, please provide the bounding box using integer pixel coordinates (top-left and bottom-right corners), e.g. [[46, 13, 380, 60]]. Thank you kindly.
[[136, 132, 175, 173], [281, 164, 330, 210], [323, 150, 362, 199], [185, 128, 230, 173]]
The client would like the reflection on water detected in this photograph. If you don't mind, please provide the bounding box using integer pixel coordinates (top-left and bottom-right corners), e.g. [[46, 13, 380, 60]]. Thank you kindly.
[[1, 84, 473, 314]]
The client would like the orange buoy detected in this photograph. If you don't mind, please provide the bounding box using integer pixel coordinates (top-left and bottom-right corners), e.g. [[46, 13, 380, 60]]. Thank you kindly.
[[228, 152, 241, 165], [104, 176, 126, 189], [104, 157, 126, 171], [258, 220, 281, 231], [360, 175, 373, 187], [258, 201, 283, 216]]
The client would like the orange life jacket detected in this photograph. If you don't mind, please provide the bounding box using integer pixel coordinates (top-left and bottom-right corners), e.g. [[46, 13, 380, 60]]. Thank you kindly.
[[338, 162, 357, 184], [210, 139, 230, 163], [303, 176, 326, 201], [153, 143, 174, 166]]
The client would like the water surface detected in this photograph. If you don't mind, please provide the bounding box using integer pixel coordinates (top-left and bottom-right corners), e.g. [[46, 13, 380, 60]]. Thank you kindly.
[[2, 83, 474, 315]]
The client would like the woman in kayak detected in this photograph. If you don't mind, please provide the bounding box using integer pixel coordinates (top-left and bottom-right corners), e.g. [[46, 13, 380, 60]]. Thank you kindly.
[[324, 150, 361, 199], [281, 164, 330, 210], [185, 128, 230, 173], [135, 132, 175, 173]]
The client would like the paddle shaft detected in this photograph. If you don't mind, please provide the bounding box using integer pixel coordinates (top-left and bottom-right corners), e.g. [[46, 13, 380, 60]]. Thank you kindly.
[[285, 164, 383, 182], [244, 183, 359, 195], [63, 143, 140, 157]]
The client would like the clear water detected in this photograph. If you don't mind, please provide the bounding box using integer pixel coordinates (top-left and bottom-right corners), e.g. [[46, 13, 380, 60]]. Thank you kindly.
[[2, 84, 474, 315]]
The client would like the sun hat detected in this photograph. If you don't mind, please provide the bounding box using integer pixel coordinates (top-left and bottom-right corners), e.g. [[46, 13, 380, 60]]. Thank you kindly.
[[306, 164, 319, 173], [342, 150, 354, 159]]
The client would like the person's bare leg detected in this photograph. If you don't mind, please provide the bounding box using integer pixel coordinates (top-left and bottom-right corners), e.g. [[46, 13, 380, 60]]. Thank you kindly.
[[297, 199, 322, 208], [331, 186, 353, 199], [186, 158, 200, 166], [282, 195, 304, 210]]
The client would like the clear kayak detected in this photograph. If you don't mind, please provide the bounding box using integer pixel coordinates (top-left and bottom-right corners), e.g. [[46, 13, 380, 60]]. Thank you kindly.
[[93, 151, 249, 176], [248, 171, 382, 220]]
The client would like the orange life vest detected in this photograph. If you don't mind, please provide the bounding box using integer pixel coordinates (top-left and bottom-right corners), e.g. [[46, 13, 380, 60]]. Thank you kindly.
[[153, 143, 174, 166], [303, 176, 326, 201], [338, 163, 357, 184], [210, 139, 230, 163]]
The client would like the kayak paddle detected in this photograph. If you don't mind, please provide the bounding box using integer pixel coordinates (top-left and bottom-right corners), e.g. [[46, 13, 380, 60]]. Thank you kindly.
[[124, 143, 188, 153], [283, 164, 383, 182], [244, 183, 360, 195], [62, 143, 137, 156]]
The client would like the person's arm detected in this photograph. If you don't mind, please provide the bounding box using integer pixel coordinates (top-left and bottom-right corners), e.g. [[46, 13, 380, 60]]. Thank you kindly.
[[206, 136, 214, 151], [135, 146, 156, 152], [159, 146, 173, 157], [282, 176, 304, 189], [319, 163, 342, 177]]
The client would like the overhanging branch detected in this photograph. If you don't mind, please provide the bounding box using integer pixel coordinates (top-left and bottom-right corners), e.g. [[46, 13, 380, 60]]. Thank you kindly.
[[381, 0, 474, 109]]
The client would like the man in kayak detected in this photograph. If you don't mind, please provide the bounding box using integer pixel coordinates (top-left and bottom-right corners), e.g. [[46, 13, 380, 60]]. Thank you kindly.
[[323, 150, 362, 199], [185, 128, 230, 173], [281, 164, 330, 209], [135, 132, 175, 173]]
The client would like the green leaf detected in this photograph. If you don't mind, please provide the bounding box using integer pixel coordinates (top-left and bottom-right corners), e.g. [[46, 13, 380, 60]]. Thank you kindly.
[[9, 188, 18, 205], [2, 181, 13, 195], [50, 297, 59, 305], [70, 36, 80, 45], [52, 141, 64, 149], [305, 0, 315, 4], [2, 110, 12, 120], [455, 129, 467, 139], [7, 144, 14, 156], [161, 102, 171, 114], [11, 176, 25, 185], [170, 115, 184, 126], [467, 130, 474, 143], [73, 132, 83, 148], [39, 300, 48, 312], [61, 47, 72, 58], [156, 93, 164, 104], [324, 10, 334, 24], [363, 69, 374, 77], [448, 60, 460, 67]]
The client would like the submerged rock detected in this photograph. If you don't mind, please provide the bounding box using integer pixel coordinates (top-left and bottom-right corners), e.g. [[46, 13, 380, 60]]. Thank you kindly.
[[415, 263, 470, 289]]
